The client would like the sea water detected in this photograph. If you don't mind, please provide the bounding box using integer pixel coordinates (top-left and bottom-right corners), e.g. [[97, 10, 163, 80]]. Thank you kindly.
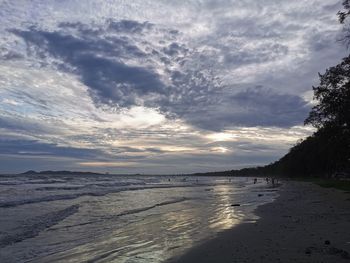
[[0, 174, 277, 262]]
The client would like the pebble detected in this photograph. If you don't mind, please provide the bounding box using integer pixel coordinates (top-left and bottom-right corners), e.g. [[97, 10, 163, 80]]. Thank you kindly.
[[305, 248, 312, 254]]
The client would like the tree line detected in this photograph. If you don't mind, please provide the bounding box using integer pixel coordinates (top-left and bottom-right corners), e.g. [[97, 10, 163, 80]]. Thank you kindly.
[[196, 2, 350, 178], [232, 2, 350, 178]]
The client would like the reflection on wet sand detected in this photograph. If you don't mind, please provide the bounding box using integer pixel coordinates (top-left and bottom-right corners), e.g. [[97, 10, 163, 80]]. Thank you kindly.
[[0, 176, 276, 263], [208, 184, 244, 230]]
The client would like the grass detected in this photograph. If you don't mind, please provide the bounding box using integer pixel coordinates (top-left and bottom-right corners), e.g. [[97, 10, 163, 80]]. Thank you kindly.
[[292, 177, 350, 192], [314, 179, 350, 192]]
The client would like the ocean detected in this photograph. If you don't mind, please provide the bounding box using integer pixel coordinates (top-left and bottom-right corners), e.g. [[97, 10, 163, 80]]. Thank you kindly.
[[0, 174, 277, 262]]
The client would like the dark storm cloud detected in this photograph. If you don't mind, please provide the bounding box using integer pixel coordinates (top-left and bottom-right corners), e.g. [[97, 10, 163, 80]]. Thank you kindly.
[[0, 115, 54, 135], [10, 19, 312, 131], [0, 139, 104, 159], [182, 87, 310, 131], [0, 0, 346, 174], [0, 138, 151, 162], [11, 22, 166, 107], [308, 30, 338, 52], [162, 42, 188, 56], [10, 21, 227, 127], [107, 20, 154, 33], [231, 87, 310, 125]]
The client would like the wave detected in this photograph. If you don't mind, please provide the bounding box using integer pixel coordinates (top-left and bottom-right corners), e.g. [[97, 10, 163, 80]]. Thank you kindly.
[[0, 184, 199, 208], [0, 192, 106, 208], [116, 197, 190, 217], [0, 204, 79, 248], [35, 186, 86, 191], [34, 181, 146, 191], [52, 197, 190, 230]]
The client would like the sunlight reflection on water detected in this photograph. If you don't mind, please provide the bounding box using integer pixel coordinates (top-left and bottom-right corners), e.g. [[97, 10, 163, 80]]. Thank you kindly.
[[0, 176, 276, 262]]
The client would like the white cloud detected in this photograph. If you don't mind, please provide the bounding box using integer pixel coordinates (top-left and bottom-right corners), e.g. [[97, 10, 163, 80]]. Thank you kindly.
[[0, 0, 346, 173]]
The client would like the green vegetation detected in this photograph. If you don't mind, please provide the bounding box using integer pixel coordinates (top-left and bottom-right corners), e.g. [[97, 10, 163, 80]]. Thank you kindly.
[[191, 2, 349, 179], [291, 177, 350, 192], [271, 3, 350, 178], [315, 179, 350, 192], [232, 3, 350, 178]]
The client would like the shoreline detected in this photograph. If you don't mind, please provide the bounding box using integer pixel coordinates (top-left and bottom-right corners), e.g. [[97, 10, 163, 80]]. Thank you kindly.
[[168, 180, 350, 263]]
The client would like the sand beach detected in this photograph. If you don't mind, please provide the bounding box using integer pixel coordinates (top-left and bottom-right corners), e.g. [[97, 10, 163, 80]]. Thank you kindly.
[[171, 181, 350, 263]]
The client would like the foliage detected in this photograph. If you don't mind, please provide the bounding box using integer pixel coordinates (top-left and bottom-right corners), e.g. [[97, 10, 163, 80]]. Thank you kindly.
[[230, 53, 350, 178], [198, 2, 350, 179], [287, 177, 350, 191], [338, 0, 350, 24], [314, 179, 350, 191], [339, 0, 350, 46], [304, 56, 350, 130], [264, 3, 350, 178]]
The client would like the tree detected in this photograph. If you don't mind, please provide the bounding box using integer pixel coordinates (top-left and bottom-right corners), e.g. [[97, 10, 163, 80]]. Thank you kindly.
[[302, 54, 350, 175], [305, 1, 350, 132], [338, 0, 350, 24], [231, 1, 350, 177], [304, 56, 350, 131], [339, 0, 350, 46]]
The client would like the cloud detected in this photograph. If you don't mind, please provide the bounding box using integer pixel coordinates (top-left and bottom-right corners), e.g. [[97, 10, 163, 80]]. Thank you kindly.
[[10, 22, 167, 108], [0, 139, 104, 159], [107, 19, 154, 34], [181, 86, 310, 131], [10, 20, 313, 131], [0, 0, 346, 173]]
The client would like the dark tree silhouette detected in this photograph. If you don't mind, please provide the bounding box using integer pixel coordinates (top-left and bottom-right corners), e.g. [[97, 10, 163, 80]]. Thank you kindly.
[[229, 4, 350, 178], [338, 0, 350, 24], [270, 55, 350, 177], [339, 0, 350, 46], [277, 3, 350, 177], [201, 2, 350, 178], [305, 56, 350, 130]]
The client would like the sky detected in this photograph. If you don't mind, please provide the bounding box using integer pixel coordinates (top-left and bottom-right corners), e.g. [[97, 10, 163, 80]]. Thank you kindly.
[[0, 0, 348, 174]]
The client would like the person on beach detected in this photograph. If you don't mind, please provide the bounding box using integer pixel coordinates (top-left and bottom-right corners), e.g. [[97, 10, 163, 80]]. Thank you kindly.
[[254, 178, 257, 184]]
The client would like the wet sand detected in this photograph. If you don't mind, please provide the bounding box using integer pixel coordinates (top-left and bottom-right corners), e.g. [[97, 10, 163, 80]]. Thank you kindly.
[[169, 181, 350, 263]]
